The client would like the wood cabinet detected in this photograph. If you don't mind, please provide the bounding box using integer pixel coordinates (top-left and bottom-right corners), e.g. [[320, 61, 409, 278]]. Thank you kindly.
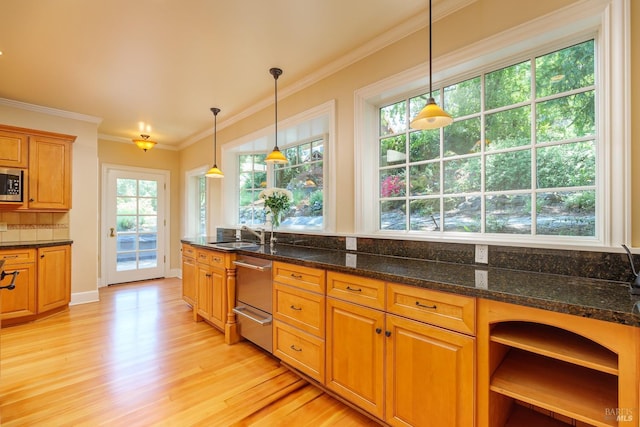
[[0, 128, 28, 168], [0, 125, 74, 211], [477, 299, 639, 427], [181, 244, 196, 306], [326, 296, 385, 417], [27, 135, 73, 210], [37, 245, 71, 312], [326, 272, 476, 426], [385, 313, 475, 427], [0, 248, 37, 320], [0, 244, 71, 324], [195, 249, 228, 330], [272, 261, 326, 383]]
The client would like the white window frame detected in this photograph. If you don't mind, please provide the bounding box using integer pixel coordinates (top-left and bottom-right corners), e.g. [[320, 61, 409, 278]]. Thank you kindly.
[[221, 100, 337, 233], [184, 165, 209, 237], [354, 0, 629, 250]]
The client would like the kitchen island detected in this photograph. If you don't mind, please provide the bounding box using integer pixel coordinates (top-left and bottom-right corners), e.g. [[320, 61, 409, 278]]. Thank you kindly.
[[182, 236, 640, 426]]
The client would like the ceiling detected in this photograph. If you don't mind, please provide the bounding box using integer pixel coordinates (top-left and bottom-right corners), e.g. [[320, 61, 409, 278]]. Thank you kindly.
[[0, 0, 464, 149]]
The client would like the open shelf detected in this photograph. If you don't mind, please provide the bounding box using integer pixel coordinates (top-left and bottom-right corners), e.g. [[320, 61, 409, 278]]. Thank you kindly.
[[490, 321, 617, 375], [504, 404, 574, 427], [490, 349, 617, 427]]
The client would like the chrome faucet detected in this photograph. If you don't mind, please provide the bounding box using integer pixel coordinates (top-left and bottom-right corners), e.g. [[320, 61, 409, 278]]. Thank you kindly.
[[241, 225, 265, 245]]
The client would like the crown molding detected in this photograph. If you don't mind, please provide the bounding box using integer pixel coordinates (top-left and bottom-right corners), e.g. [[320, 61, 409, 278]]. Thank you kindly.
[[0, 97, 102, 124]]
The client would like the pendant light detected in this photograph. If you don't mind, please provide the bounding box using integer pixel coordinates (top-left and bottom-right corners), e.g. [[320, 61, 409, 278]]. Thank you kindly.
[[205, 107, 224, 178], [410, 0, 453, 130], [133, 134, 157, 152], [265, 67, 288, 164]]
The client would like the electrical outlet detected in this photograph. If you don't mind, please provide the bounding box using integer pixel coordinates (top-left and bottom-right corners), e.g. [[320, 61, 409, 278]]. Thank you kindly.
[[475, 270, 488, 289], [475, 244, 488, 264], [346, 237, 357, 251], [235, 229, 242, 240], [346, 253, 357, 268], [0, 222, 7, 232]]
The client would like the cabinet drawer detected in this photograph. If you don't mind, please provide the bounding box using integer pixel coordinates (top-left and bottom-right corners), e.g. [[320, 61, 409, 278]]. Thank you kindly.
[[387, 283, 475, 335], [196, 250, 225, 268], [182, 244, 196, 258], [327, 271, 385, 310], [273, 262, 325, 293], [274, 283, 325, 337], [0, 248, 36, 265], [273, 321, 325, 383]]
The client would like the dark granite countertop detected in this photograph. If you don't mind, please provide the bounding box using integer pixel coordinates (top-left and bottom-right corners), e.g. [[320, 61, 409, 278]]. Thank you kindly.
[[0, 240, 73, 249], [183, 237, 640, 327]]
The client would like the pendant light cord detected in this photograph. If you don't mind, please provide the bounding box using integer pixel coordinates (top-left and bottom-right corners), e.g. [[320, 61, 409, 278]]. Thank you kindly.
[[273, 70, 279, 149], [210, 107, 220, 165], [429, 0, 433, 99]]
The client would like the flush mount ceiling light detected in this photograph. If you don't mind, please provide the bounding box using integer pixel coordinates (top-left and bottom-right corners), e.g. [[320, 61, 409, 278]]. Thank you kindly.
[[410, 0, 453, 130], [133, 134, 157, 152], [265, 67, 288, 164], [205, 107, 224, 178]]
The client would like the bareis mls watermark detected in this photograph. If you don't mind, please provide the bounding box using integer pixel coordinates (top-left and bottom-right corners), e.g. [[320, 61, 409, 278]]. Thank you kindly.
[[605, 408, 634, 422]]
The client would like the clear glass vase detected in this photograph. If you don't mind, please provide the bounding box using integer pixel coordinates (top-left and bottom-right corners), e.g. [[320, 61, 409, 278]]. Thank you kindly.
[[270, 212, 279, 248]]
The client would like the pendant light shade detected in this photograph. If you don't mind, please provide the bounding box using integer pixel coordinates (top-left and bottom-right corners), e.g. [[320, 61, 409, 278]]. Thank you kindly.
[[265, 67, 288, 164], [133, 134, 157, 152], [205, 107, 224, 178], [410, 97, 452, 129], [410, 0, 453, 130]]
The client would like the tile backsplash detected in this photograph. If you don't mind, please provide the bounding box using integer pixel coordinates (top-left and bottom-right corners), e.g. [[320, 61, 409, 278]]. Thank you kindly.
[[0, 211, 70, 242]]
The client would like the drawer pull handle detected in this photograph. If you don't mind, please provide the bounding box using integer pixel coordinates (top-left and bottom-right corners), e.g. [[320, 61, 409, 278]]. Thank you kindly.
[[213, 257, 221, 262], [2, 255, 19, 259], [346, 286, 362, 292], [375, 328, 382, 334], [290, 344, 302, 352], [290, 273, 303, 279], [290, 305, 302, 311], [416, 301, 437, 309]]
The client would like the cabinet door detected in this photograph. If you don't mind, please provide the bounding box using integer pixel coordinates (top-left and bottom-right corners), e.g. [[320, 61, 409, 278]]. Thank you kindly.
[[209, 266, 226, 329], [0, 263, 36, 320], [181, 255, 197, 306], [0, 129, 28, 168], [28, 136, 72, 210], [37, 245, 71, 313], [385, 314, 475, 427], [326, 297, 385, 419], [196, 264, 212, 320]]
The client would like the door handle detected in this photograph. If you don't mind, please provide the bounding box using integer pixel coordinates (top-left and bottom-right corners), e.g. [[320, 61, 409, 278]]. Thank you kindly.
[[110, 227, 115, 237], [0, 270, 19, 290]]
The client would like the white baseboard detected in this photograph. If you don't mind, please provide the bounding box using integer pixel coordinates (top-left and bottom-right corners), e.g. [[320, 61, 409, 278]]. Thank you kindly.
[[70, 290, 100, 306]]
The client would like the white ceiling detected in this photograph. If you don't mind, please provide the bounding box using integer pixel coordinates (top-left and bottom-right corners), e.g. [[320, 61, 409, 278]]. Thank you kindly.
[[0, 0, 466, 148]]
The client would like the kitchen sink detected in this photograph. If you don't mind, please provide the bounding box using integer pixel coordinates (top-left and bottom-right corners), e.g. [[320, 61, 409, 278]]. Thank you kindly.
[[212, 241, 260, 250]]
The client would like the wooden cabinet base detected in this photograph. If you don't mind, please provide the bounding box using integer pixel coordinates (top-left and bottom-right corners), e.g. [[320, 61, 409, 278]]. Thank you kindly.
[[1, 304, 68, 327], [1, 245, 71, 325]]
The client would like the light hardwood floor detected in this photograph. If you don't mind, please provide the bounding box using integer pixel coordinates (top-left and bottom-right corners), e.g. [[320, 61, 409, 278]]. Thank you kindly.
[[1, 278, 380, 426]]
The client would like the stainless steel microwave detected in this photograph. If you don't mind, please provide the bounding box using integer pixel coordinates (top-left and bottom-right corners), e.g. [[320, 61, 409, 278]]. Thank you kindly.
[[0, 168, 24, 202]]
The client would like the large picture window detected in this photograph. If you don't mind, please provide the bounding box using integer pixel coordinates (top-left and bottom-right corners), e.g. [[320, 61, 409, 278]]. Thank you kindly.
[[378, 40, 596, 237]]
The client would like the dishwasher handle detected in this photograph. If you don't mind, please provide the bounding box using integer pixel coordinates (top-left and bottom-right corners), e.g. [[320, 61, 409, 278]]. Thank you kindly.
[[233, 260, 272, 272], [233, 306, 272, 325]]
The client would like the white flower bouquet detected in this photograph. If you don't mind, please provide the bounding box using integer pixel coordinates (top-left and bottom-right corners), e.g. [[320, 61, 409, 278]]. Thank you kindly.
[[258, 187, 293, 227]]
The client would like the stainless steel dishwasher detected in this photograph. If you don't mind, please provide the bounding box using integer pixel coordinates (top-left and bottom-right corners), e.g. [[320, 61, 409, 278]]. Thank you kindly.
[[233, 256, 273, 353]]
